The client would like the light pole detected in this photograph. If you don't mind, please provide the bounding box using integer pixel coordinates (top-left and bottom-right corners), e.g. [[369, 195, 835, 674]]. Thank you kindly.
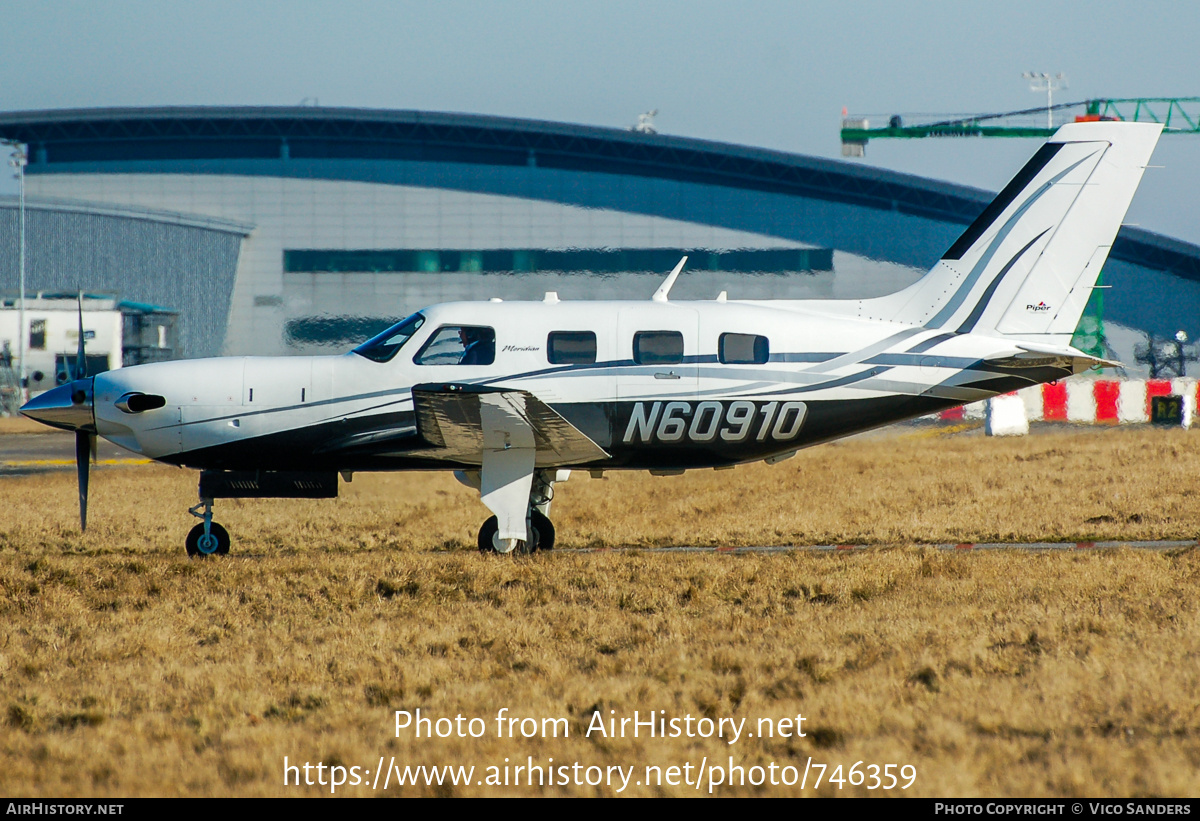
[[1023, 72, 1067, 130], [8, 144, 26, 402]]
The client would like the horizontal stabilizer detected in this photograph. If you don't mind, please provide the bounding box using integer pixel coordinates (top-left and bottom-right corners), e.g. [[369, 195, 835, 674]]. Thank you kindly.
[[411, 384, 610, 467], [984, 342, 1118, 375]]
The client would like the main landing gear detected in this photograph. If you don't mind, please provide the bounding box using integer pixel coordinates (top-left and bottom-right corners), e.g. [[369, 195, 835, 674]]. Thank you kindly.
[[186, 497, 230, 557], [463, 468, 565, 555]]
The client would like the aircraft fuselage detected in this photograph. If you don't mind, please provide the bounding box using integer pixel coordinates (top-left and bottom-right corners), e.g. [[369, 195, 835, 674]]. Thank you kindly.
[[88, 298, 1071, 473]]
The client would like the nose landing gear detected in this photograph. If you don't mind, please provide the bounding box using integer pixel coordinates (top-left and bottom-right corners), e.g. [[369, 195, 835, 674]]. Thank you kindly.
[[183, 470, 338, 557], [186, 497, 230, 557]]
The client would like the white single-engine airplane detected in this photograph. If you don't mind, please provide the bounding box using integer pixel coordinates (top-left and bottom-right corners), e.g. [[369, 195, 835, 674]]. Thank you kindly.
[[21, 122, 1161, 556]]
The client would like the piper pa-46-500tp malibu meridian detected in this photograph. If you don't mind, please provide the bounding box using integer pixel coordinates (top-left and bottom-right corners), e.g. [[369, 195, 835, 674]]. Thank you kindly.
[[22, 122, 1162, 556]]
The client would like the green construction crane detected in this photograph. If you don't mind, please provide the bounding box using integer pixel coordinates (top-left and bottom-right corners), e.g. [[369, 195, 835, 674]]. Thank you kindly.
[[840, 97, 1200, 156]]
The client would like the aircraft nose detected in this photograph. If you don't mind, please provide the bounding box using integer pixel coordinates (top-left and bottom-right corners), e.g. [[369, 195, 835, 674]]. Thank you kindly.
[[20, 378, 96, 433]]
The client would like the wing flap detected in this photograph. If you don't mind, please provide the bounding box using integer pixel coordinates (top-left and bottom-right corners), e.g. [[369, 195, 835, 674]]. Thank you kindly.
[[411, 384, 610, 467]]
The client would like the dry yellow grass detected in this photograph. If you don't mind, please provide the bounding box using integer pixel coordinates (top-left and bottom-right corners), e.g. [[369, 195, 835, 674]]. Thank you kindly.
[[1, 425, 1199, 797]]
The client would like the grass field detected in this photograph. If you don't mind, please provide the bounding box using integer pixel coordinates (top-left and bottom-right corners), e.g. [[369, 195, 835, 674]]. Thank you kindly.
[[1, 425, 1199, 796]]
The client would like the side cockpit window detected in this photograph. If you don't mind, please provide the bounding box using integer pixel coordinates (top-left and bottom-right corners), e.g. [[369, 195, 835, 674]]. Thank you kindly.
[[352, 312, 425, 363], [719, 333, 769, 364], [548, 331, 597, 365], [415, 326, 496, 366]]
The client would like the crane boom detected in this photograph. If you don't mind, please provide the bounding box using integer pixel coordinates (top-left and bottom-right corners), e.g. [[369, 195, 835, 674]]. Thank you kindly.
[[841, 97, 1200, 155]]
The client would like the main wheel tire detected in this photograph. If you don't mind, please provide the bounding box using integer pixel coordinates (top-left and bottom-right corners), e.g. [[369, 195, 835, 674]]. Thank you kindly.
[[478, 516, 499, 553], [477, 514, 553, 554], [186, 522, 230, 557], [530, 510, 555, 552]]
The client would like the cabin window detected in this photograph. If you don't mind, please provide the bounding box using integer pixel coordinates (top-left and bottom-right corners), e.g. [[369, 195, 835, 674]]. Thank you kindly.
[[352, 312, 425, 363], [719, 333, 769, 364], [548, 331, 597, 365], [414, 325, 496, 366], [633, 331, 684, 365]]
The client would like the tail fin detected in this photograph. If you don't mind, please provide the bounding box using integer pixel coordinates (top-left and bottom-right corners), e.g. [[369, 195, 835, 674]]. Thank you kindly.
[[862, 122, 1162, 344]]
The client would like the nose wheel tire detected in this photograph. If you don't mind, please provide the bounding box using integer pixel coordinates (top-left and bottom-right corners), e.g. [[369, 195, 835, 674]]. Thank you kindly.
[[186, 522, 231, 557], [477, 510, 555, 554]]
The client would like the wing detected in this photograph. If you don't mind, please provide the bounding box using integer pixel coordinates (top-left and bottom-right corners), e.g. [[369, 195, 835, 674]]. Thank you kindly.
[[410, 383, 610, 467]]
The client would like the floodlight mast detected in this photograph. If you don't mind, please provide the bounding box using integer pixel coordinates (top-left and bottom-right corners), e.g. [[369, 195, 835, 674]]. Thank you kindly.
[[7, 143, 26, 402], [1024, 71, 1068, 130]]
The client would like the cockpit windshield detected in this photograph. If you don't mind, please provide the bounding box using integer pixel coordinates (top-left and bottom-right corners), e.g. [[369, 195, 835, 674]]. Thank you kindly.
[[352, 312, 426, 363]]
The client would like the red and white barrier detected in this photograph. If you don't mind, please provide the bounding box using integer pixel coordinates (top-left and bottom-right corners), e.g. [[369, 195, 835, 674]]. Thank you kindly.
[[939, 377, 1197, 428], [984, 394, 1029, 437]]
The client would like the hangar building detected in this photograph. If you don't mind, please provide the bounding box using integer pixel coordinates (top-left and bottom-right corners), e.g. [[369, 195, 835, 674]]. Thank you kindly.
[[1, 106, 1197, 361]]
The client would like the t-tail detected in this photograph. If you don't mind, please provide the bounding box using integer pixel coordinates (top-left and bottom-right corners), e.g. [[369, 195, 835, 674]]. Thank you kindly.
[[857, 121, 1162, 351]]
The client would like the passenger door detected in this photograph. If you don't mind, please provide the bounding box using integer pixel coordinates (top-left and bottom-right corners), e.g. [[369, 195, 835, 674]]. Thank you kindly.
[[615, 306, 699, 401]]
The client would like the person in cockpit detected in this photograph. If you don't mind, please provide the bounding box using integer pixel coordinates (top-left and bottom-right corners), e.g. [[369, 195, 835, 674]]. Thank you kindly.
[[458, 327, 494, 365]]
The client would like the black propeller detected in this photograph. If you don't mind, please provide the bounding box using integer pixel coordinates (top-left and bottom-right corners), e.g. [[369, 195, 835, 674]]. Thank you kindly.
[[76, 424, 92, 531], [18, 293, 99, 532], [74, 292, 96, 532]]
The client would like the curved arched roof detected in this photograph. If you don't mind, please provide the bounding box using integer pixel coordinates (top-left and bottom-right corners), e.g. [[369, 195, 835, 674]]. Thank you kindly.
[[1, 105, 1197, 284], [0, 194, 253, 235]]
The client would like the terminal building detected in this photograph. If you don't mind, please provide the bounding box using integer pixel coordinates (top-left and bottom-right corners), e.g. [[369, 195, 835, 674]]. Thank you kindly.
[[1, 106, 1198, 364]]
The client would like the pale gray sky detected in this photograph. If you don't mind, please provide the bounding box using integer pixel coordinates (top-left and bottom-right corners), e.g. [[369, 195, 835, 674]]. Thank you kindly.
[[2, 0, 1197, 242]]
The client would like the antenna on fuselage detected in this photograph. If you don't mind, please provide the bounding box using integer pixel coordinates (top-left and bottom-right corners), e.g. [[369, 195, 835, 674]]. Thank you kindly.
[[652, 256, 688, 302]]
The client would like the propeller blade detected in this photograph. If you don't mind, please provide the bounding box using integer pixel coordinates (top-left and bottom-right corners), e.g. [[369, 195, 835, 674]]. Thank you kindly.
[[75, 430, 91, 532], [75, 292, 87, 380]]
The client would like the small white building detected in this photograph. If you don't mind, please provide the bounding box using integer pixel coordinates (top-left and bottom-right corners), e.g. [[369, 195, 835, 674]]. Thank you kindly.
[[0, 294, 123, 397]]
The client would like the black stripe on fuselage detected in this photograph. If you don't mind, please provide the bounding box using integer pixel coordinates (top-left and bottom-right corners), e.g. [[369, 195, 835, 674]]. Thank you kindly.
[[737, 366, 893, 398], [160, 409, 422, 471], [950, 370, 1069, 397], [567, 394, 971, 469], [906, 333, 957, 354]]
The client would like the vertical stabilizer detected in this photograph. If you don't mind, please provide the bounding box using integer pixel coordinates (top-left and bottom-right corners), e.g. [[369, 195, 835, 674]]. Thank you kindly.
[[856, 122, 1161, 345]]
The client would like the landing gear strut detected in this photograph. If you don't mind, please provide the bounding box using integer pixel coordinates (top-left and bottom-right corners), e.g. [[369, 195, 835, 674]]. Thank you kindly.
[[463, 391, 577, 556], [186, 497, 230, 557]]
